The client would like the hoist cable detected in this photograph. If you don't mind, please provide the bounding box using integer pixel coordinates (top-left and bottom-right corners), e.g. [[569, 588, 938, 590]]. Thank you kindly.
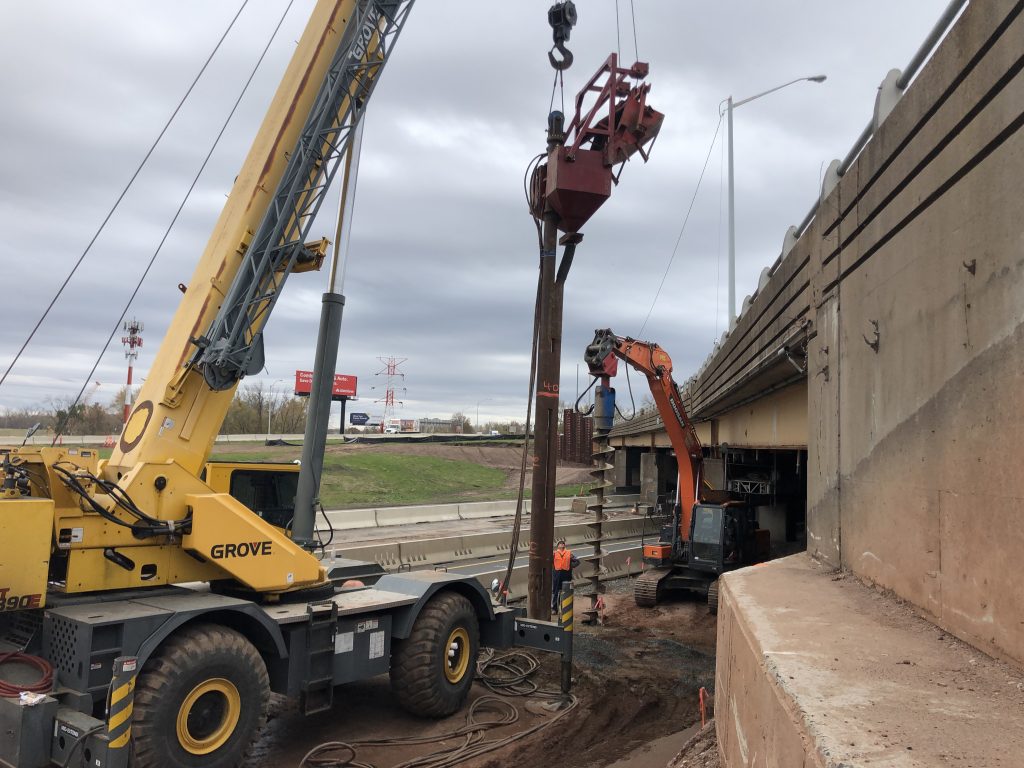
[[614, 0, 622, 61], [0, 1, 250, 393], [637, 113, 723, 339], [630, 0, 640, 61], [503, 148, 554, 598], [52, 0, 296, 444]]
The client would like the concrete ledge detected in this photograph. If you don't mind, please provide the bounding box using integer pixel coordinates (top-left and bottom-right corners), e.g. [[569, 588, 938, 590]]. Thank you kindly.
[[715, 554, 1024, 767]]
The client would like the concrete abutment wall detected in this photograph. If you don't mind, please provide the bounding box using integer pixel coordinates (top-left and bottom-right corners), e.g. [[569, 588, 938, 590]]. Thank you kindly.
[[806, 0, 1024, 665]]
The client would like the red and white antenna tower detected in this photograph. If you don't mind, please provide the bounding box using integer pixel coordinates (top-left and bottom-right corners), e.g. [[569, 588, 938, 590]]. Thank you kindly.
[[121, 319, 144, 423], [374, 356, 407, 432]]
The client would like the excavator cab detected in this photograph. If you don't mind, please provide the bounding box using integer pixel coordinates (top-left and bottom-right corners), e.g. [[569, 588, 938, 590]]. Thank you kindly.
[[688, 503, 766, 575]]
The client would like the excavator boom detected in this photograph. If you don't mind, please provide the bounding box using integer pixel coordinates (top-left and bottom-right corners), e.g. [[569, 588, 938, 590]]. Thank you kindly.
[[585, 328, 702, 540]]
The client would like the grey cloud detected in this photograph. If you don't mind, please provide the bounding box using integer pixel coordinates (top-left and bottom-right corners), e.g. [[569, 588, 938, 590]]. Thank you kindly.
[[1, 1, 952, 424]]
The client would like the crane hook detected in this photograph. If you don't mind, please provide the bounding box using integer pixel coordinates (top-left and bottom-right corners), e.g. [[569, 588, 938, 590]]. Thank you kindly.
[[548, 43, 574, 71], [547, 1, 577, 71]]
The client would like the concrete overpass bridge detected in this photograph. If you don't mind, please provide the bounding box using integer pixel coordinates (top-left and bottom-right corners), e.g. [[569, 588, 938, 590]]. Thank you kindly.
[[602, 2, 1024, 764]]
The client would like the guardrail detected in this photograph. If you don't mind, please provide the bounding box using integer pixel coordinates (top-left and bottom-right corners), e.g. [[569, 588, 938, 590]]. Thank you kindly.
[[333, 516, 658, 569], [321, 495, 641, 531]]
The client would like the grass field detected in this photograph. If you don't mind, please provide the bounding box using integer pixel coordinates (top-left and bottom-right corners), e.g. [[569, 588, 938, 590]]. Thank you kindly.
[[69, 442, 583, 508], [210, 448, 581, 508]]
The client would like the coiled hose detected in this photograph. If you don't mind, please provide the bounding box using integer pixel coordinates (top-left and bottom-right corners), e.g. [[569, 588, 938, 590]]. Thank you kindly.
[[0, 651, 54, 697]]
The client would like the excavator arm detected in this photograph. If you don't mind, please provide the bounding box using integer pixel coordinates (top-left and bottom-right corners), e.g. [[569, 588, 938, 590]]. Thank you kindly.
[[584, 328, 702, 539]]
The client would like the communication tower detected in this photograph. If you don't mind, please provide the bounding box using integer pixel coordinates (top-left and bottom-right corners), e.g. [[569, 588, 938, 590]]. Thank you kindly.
[[374, 356, 407, 431], [121, 318, 144, 423]]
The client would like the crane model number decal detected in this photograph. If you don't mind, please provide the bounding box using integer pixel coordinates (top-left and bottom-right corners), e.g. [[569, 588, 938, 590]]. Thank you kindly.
[[210, 541, 273, 559], [0, 588, 42, 612]]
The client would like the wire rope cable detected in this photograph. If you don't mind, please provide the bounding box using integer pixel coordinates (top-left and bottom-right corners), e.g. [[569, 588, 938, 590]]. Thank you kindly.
[[614, 0, 622, 61], [0, 1, 250, 392], [629, 0, 640, 62], [637, 113, 723, 339], [502, 151, 553, 599], [51, 0, 297, 444]]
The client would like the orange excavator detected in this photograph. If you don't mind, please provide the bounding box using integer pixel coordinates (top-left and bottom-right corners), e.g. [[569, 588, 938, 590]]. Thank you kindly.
[[584, 329, 770, 611]]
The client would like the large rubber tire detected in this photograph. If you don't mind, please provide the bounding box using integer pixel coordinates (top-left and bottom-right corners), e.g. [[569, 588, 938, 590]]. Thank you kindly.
[[132, 624, 269, 768], [707, 579, 720, 616], [390, 592, 479, 718]]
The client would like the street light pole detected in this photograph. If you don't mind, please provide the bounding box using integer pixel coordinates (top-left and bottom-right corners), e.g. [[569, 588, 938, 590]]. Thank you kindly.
[[266, 379, 284, 438], [476, 398, 491, 432], [725, 75, 826, 328]]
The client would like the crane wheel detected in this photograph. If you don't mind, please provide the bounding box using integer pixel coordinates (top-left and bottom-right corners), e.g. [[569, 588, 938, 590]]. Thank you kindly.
[[390, 591, 479, 718], [707, 579, 720, 616], [132, 624, 269, 768]]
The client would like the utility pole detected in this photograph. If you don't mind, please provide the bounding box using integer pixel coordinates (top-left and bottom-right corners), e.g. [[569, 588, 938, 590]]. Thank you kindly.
[[121, 319, 143, 423]]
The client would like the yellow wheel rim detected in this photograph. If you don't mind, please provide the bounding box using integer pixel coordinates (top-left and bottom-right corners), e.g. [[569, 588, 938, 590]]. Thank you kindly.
[[443, 627, 470, 684], [176, 678, 241, 755]]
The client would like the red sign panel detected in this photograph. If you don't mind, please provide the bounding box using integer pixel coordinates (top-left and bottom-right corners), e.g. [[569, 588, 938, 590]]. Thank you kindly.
[[294, 371, 357, 398]]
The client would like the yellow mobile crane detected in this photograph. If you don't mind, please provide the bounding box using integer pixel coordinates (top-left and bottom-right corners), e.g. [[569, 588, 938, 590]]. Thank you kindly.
[[0, 3, 570, 767]]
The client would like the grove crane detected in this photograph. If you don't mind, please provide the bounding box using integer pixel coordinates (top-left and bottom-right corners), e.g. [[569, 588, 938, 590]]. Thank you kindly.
[[0, 4, 571, 767]]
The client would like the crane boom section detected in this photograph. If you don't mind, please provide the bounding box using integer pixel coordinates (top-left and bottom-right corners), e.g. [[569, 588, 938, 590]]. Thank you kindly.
[[106, 0, 412, 479]]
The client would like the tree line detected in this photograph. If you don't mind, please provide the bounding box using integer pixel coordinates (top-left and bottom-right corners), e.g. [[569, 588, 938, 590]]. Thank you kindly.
[[0, 383, 309, 437]]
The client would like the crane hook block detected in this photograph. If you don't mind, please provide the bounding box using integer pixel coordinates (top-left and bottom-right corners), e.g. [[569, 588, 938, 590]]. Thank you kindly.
[[548, 1, 577, 70]]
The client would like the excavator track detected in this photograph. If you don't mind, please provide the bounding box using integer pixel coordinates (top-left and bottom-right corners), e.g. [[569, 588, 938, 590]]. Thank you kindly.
[[633, 567, 673, 607]]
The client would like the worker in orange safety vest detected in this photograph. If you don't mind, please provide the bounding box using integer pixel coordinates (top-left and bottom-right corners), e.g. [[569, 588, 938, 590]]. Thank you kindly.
[[551, 538, 578, 612]]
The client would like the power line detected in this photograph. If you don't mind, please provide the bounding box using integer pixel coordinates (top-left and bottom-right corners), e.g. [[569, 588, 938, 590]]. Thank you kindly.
[[0, 1, 250, 393], [637, 114, 724, 339], [53, 0, 297, 444]]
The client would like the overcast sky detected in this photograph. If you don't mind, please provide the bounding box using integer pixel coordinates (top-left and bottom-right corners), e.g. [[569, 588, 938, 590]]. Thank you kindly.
[[0, 1, 953, 427]]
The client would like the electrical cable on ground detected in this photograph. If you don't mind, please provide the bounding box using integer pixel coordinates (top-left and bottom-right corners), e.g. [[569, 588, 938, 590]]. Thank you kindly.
[[636, 113, 724, 339], [0, 0, 250, 393], [299, 651, 577, 768], [51, 0, 297, 445]]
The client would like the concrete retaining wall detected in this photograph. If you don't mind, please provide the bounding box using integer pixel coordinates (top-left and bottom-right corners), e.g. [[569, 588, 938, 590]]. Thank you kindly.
[[731, 0, 1024, 666], [806, 0, 1024, 665]]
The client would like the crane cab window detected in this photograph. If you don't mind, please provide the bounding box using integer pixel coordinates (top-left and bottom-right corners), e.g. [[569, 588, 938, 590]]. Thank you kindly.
[[228, 469, 298, 530]]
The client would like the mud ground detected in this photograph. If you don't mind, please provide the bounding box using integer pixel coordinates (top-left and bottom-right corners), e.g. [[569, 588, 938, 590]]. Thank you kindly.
[[247, 579, 717, 768], [667, 723, 720, 768]]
